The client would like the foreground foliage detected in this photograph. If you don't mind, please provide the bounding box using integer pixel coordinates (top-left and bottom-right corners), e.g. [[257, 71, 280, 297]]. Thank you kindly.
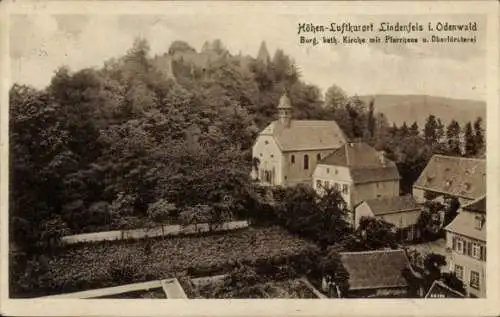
[[196, 265, 318, 298], [10, 227, 317, 297]]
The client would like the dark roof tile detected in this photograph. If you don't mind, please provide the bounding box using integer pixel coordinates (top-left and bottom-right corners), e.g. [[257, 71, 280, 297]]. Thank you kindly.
[[463, 196, 486, 214], [414, 155, 485, 199], [340, 249, 410, 290], [425, 280, 465, 298], [320, 142, 400, 184], [261, 120, 347, 151], [364, 196, 421, 216]]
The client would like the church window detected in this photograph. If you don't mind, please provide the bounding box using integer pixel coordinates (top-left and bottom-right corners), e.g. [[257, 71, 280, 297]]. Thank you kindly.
[[304, 155, 309, 170]]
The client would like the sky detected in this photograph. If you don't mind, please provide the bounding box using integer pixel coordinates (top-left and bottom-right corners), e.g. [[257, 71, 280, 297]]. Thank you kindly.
[[10, 12, 487, 100]]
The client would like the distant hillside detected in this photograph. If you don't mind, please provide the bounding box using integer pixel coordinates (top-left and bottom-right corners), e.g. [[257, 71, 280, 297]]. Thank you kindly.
[[358, 95, 486, 127]]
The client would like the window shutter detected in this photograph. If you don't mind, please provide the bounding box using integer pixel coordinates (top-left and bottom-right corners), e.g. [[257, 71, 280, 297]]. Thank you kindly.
[[466, 241, 472, 256], [481, 246, 486, 261]]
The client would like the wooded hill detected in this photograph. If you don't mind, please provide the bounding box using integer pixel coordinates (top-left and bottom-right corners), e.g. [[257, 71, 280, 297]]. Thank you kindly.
[[9, 38, 485, 252], [358, 94, 486, 127]]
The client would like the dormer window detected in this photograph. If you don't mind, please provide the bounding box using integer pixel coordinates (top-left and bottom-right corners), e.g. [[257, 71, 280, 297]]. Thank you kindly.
[[474, 215, 485, 230]]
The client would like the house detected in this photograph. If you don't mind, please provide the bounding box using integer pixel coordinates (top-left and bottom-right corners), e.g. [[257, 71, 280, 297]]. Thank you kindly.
[[312, 142, 400, 218], [338, 249, 411, 298], [424, 280, 465, 298], [354, 196, 422, 241], [413, 155, 486, 206], [444, 196, 486, 298], [252, 93, 347, 186]]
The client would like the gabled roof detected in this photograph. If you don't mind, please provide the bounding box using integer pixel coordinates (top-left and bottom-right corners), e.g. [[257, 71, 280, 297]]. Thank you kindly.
[[320, 142, 381, 166], [425, 280, 465, 298], [319, 142, 400, 184], [364, 196, 421, 216], [340, 249, 410, 290], [445, 196, 487, 241], [413, 155, 486, 200], [260, 120, 347, 151], [463, 196, 486, 214]]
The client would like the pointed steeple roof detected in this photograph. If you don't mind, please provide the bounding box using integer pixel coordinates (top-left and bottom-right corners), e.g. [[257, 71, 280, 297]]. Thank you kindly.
[[278, 92, 292, 109]]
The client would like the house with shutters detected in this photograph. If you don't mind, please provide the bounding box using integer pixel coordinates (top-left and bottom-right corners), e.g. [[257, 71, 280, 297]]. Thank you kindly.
[[444, 196, 486, 298], [354, 196, 422, 242], [312, 142, 400, 223], [413, 155, 486, 206], [251, 93, 347, 187]]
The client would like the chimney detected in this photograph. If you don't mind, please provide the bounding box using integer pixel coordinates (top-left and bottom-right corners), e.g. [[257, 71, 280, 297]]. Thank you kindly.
[[378, 151, 386, 165]]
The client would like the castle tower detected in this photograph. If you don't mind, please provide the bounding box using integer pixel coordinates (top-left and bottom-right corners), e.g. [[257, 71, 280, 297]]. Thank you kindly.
[[278, 92, 292, 128]]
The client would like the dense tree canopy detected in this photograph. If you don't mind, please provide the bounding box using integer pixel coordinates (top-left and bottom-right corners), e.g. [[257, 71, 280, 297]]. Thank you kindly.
[[10, 37, 485, 253]]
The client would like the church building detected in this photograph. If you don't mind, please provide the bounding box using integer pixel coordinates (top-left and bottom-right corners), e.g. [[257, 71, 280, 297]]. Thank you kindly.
[[251, 93, 347, 186]]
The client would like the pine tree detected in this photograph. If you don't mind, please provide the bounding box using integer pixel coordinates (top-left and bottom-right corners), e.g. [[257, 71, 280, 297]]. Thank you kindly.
[[389, 123, 399, 137], [436, 118, 445, 142], [367, 99, 376, 138], [464, 122, 476, 157], [410, 121, 419, 137], [473, 117, 485, 156], [400, 122, 410, 137], [446, 120, 462, 156], [424, 115, 438, 144]]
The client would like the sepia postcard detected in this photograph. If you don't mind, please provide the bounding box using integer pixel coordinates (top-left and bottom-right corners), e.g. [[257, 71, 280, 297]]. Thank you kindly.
[[0, 1, 499, 316]]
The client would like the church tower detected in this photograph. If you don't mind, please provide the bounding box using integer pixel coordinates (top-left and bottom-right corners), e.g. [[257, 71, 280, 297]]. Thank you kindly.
[[278, 92, 292, 128]]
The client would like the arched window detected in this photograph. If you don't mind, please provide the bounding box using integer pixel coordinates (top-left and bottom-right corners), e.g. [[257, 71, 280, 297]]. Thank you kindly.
[[304, 154, 309, 170], [291, 155, 295, 164], [317, 153, 321, 161]]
